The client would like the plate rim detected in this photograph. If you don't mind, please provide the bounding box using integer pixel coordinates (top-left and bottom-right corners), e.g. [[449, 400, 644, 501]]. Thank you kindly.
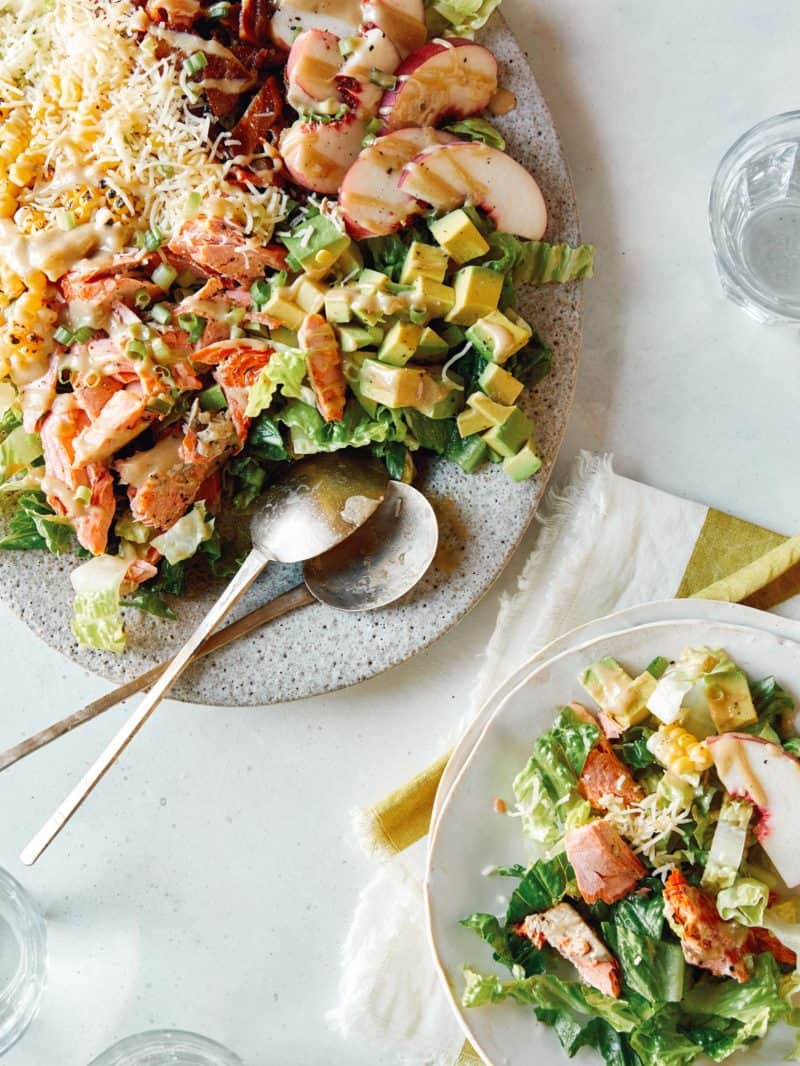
[[424, 612, 800, 1066]]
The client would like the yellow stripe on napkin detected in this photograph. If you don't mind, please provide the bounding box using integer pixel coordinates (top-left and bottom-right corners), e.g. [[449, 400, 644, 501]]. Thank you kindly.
[[356, 752, 450, 856], [676, 508, 786, 598]]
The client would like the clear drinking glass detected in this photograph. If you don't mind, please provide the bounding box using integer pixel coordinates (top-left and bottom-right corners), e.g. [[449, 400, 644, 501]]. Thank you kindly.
[[0, 867, 47, 1055], [88, 1030, 244, 1066], [709, 111, 800, 323]]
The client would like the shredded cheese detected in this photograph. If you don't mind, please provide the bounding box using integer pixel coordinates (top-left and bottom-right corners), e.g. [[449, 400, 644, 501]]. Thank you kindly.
[[0, 0, 288, 281]]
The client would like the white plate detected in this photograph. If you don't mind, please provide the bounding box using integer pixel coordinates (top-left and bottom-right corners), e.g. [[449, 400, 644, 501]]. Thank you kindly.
[[425, 618, 800, 1066]]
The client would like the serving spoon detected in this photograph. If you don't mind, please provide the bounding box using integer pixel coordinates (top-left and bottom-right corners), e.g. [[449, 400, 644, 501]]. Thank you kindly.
[[20, 451, 395, 865], [0, 478, 438, 775]]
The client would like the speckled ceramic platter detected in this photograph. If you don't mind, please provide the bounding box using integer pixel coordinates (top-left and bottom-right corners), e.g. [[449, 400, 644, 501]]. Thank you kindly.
[[0, 13, 584, 706]]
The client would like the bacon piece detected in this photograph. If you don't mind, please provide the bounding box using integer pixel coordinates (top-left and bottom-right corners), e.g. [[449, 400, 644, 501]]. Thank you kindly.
[[516, 903, 621, 998], [230, 76, 285, 156], [167, 217, 286, 284], [664, 870, 751, 982], [298, 313, 346, 422], [238, 0, 273, 46], [565, 821, 645, 905], [194, 48, 255, 118]]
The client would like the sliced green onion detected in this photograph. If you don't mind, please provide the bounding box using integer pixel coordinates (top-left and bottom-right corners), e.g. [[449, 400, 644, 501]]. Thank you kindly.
[[176, 269, 198, 287], [250, 278, 271, 309], [151, 263, 177, 290], [73, 325, 94, 344], [134, 288, 152, 310], [151, 337, 172, 362], [152, 365, 174, 382], [143, 225, 165, 251], [244, 322, 271, 338], [126, 340, 148, 360], [199, 384, 227, 412], [224, 307, 245, 325], [229, 325, 245, 340], [208, 0, 230, 14], [339, 36, 357, 56], [184, 191, 202, 218], [146, 394, 174, 415], [56, 208, 76, 231], [128, 322, 152, 341], [177, 312, 206, 344], [157, 164, 174, 178], [53, 325, 74, 346], [409, 307, 427, 326], [150, 302, 172, 325], [74, 485, 92, 505], [362, 116, 382, 147], [183, 51, 208, 76], [369, 68, 397, 90], [141, 34, 157, 54]]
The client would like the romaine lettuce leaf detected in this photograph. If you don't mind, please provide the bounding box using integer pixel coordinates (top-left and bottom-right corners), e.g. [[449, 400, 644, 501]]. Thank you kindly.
[[151, 502, 214, 565], [0, 490, 73, 553], [628, 1005, 700, 1066], [425, 0, 502, 37], [70, 554, 130, 653], [444, 116, 505, 149], [245, 346, 308, 418], [682, 952, 791, 1023], [505, 852, 574, 925], [0, 425, 42, 482], [122, 587, 177, 620], [716, 877, 768, 926], [460, 912, 546, 976], [749, 675, 794, 725], [481, 232, 595, 287], [276, 399, 406, 456], [552, 703, 601, 774]]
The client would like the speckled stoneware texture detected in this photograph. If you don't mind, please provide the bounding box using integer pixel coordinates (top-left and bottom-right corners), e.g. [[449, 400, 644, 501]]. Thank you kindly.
[[0, 14, 584, 706]]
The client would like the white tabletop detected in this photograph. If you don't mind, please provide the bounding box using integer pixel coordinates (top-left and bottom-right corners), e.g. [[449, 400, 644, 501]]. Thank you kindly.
[[1, 3, 799, 1063]]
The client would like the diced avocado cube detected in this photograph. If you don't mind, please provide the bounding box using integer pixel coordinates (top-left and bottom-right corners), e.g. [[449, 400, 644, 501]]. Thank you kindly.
[[377, 321, 424, 367], [412, 276, 455, 318], [292, 275, 326, 314], [503, 439, 542, 481], [281, 214, 350, 277], [413, 327, 449, 363], [580, 657, 653, 728], [400, 241, 449, 284], [466, 309, 532, 364], [448, 433, 489, 473], [270, 326, 298, 347], [332, 243, 364, 279], [482, 406, 533, 458], [457, 406, 493, 437], [337, 325, 383, 352], [415, 373, 464, 419], [479, 363, 523, 405], [359, 358, 426, 408], [446, 266, 503, 326], [325, 288, 351, 324], [466, 391, 514, 427], [351, 295, 385, 327], [263, 290, 305, 331], [442, 324, 466, 348], [429, 209, 490, 264], [704, 663, 758, 731], [358, 268, 389, 290]]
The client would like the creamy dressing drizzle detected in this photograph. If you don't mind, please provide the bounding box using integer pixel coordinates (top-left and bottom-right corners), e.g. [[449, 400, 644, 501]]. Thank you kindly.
[[0, 216, 129, 284]]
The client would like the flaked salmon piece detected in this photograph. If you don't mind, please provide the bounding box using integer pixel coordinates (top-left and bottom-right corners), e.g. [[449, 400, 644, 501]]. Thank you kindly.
[[72, 387, 155, 467], [74, 377, 124, 420], [516, 902, 621, 998], [190, 338, 272, 366], [61, 267, 161, 317], [72, 463, 115, 556], [565, 703, 644, 811], [298, 313, 346, 422], [167, 217, 286, 284], [40, 395, 89, 487], [21, 358, 57, 433], [746, 926, 797, 968], [213, 347, 272, 443], [664, 869, 751, 982], [565, 821, 646, 905]]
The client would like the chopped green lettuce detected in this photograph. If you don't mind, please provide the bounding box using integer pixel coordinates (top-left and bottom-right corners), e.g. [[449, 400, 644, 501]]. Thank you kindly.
[[0, 490, 73, 553], [444, 116, 505, 149], [460, 912, 545, 976], [151, 501, 214, 564], [276, 399, 406, 456], [481, 232, 595, 287], [122, 587, 177, 620], [0, 425, 42, 482], [505, 853, 574, 925], [749, 675, 794, 726], [70, 554, 130, 653], [425, 0, 502, 37], [245, 345, 309, 418], [628, 1005, 701, 1066], [715, 877, 768, 926], [683, 952, 791, 1024], [701, 796, 752, 892]]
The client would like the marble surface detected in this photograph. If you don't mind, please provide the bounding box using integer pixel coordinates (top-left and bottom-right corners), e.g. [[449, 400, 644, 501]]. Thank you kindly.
[[1, 2, 799, 1064]]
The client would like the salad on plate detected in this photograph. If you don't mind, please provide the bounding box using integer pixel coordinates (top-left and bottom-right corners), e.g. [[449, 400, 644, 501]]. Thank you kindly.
[[0, 0, 593, 653], [461, 646, 800, 1065]]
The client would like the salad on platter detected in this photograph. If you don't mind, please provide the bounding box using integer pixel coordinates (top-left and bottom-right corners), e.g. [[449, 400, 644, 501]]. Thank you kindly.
[[0, 0, 593, 653], [461, 646, 800, 1065]]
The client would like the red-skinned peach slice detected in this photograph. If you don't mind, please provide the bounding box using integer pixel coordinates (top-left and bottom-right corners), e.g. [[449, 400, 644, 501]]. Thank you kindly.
[[399, 142, 547, 239], [280, 113, 369, 195], [335, 28, 401, 116], [361, 0, 426, 58], [379, 38, 498, 131], [271, 0, 361, 51], [286, 28, 342, 113], [339, 127, 456, 238]]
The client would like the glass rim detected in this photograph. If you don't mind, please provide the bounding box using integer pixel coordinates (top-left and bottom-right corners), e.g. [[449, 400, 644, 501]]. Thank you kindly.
[[88, 1029, 244, 1065], [0, 866, 47, 1053], [709, 109, 800, 323]]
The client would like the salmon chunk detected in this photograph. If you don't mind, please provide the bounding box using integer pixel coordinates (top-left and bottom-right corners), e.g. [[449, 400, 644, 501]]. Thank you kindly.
[[167, 217, 287, 284], [565, 821, 645, 905], [517, 902, 621, 998], [72, 388, 154, 467], [566, 703, 644, 811], [298, 313, 346, 422], [664, 869, 751, 982]]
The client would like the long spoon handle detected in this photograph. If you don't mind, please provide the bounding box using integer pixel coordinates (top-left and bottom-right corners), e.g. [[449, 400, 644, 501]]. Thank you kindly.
[[0, 582, 315, 775], [21, 548, 271, 866]]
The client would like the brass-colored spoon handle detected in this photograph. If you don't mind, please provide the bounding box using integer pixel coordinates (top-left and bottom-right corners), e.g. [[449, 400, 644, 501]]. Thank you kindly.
[[0, 582, 315, 775]]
